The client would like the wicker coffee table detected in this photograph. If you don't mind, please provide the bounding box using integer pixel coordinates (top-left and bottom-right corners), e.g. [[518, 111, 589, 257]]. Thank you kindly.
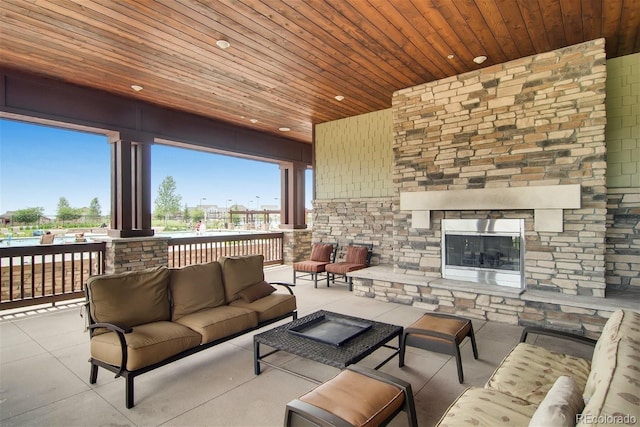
[[253, 310, 403, 383]]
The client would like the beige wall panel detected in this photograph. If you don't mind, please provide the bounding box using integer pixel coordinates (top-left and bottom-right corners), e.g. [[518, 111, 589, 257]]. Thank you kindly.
[[315, 109, 393, 199]]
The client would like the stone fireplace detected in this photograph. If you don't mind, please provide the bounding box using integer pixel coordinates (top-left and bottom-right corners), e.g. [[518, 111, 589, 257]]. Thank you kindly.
[[393, 38, 607, 298]]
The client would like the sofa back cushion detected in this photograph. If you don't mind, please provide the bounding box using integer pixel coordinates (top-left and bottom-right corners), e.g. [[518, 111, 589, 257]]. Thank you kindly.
[[579, 310, 640, 426], [220, 255, 265, 302], [582, 309, 625, 400], [310, 243, 334, 262], [169, 261, 226, 320], [87, 266, 171, 328]]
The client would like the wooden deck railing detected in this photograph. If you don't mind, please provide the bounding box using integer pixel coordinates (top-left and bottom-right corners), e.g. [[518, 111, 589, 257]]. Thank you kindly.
[[0, 232, 284, 310], [0, 242, 106, 310], [167, 232, 284, 267]]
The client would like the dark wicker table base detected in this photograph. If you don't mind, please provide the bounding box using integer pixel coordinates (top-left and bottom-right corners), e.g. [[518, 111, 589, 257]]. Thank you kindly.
[[253, 310, 403, 383]]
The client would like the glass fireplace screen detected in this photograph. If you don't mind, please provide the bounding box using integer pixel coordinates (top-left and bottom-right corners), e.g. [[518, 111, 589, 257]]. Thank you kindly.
[[445, 234, 521, 272]]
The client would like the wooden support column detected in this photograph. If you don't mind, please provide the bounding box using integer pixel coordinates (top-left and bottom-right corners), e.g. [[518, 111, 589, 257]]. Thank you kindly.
[[108, 133, 154, 238], [279, 162, 307, 229]]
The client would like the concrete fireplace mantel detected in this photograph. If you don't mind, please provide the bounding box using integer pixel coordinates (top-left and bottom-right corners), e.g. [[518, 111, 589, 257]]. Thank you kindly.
[[399, 184, 581, 232]]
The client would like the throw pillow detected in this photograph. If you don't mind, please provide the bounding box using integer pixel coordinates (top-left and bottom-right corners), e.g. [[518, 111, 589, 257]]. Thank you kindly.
[[236, 280, 276, 302], [529, 376, 585, 427]]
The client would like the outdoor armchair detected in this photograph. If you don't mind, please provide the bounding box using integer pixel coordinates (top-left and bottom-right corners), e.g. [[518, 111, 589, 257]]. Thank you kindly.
[[292, 242, 337, 287], [325, 243, 373, 291]]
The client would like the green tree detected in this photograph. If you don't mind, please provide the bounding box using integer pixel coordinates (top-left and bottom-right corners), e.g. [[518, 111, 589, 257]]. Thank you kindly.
[[13, 207, 44, 224], [154, 176, 182, 220], [182, 204, 191, 223], [57, 197, 82, 223], [88, 197, 102, 221], [192, 208, 204, 222]]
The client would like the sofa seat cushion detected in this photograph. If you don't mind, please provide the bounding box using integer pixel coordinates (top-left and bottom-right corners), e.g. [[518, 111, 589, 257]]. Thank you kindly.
[[90, 321, 201, 371], [436, 387, 537, 427], [486, 342, 591, 405], [293, 260, 330, 273], [87, 266, 171, 330], [229, 293, 296, 323], [174, 305, 258, 344], [169, 261, 226, 320]]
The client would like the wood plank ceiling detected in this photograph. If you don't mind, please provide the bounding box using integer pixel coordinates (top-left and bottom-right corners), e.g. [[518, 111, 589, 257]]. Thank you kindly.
[[0, 0, 638, 145]]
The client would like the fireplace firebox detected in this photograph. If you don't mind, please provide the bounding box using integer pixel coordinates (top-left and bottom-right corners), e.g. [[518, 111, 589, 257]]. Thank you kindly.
[[441, 219, 524, 288]]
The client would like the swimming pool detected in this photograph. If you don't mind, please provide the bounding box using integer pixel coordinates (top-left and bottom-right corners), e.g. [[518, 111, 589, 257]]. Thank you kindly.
[[0, 230, 251, 247], [0, 235, 91, 247]]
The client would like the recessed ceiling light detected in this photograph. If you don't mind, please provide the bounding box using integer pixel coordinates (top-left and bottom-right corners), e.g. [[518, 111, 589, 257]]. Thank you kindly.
[[334, 95, 344, 101], [447, 54, 455, 59], [131, 84, 143, 92], [216, 40, 231, 49], [279, 127, 291, 132], [249, 118, 258, 123], [473, 55, 487, 64]]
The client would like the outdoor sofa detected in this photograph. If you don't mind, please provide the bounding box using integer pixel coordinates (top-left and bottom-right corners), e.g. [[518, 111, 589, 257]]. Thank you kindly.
[[437, 309, 640, 426], [84, 254, 297, 408]]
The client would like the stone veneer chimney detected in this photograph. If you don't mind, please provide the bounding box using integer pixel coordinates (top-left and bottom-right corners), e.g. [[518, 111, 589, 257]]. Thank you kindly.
[[392, 38, 608, 297]]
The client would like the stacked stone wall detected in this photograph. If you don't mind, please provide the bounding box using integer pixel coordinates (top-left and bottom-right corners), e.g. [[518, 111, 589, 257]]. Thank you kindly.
[[283, 229, 313, 263], [312, 197, 395, 265], [606, 189, 640, 290], [392, 39, 608, 296], [353, 275, 614, 338], [105, 237, 169, 274]]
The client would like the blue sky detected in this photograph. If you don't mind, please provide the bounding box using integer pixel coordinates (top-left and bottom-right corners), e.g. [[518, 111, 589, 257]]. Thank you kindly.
[[0, 119, 312, 216]]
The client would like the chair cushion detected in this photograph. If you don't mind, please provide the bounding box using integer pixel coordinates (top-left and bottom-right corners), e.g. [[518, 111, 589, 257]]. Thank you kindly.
[[90, 321, 201, 371], [486, 342, 591, 405], [236, 280, 276, 302], [529, 376, 584, 427], [230, 293, 297, 323], [345, 245, 369, 264], [174, 305, 258, 344], [437, 387, 537, 427], [293, 260, 330, 273], [87, 266, 171, 330], [406, 314, 472, 342], [169, 261, 226, 320], [219, 255, 265, 302], [325, 262, 367, 275], [310, 243, 334, 262], [299, 369, 404, 427]]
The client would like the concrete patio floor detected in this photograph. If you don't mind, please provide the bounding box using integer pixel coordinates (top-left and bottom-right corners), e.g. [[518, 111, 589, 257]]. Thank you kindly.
[[0, 265, 594, 427]]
